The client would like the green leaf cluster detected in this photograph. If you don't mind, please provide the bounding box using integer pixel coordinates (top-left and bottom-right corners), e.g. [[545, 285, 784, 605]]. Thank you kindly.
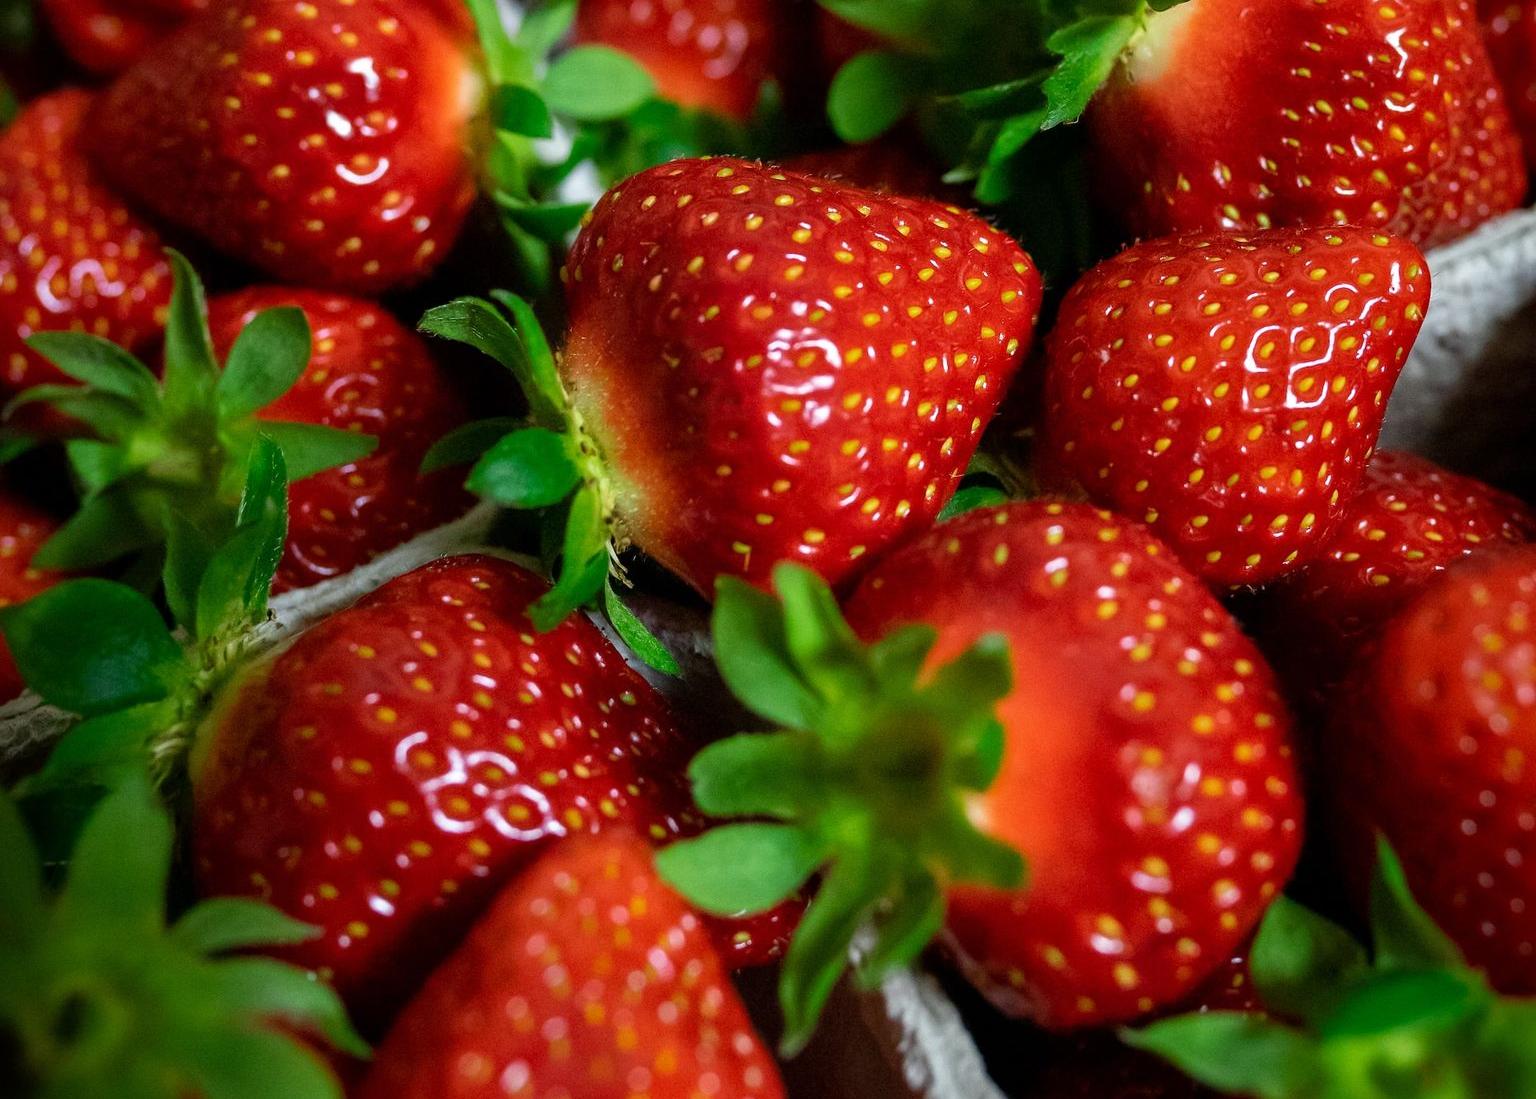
[[11, 252, 374, 578], [655, 563, 1021, 1054], [1126, 842, 1536, 1099], [0, 780, 365, 1099]]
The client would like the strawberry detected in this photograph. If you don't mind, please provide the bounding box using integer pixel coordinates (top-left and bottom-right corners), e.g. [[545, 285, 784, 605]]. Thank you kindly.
[[357, 832, 785, 1099], [1088, 0, 1527, 248], [38, 0, 206, 74], [0, 89, 171, 402], [1037, 227, 1430, 589], [1250, 450, 1536, 717], [86, 0, 480, 293], [0, 491, 64, 702], [205, 287, 475, 592], [428, 157, 1043, 630], [1324, 547, 1536, 994], [658, 501, 1302, 1050], [190, 554, 705, 1028], [574, 0, 790, 120], [1482, 0, 1536, 170]]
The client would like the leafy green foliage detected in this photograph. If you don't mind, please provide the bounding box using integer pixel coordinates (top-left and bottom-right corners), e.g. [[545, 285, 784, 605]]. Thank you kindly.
[[1124, 842, 1536, 1098], [657, 564, 1020, 1053], [0, 781, 363, 1099]]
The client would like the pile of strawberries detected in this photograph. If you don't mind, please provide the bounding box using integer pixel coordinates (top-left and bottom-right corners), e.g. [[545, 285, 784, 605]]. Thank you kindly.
[[3, 1, 1536, 1097]]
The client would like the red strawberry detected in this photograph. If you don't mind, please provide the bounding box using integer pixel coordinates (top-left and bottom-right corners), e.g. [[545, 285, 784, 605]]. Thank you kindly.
[[574, 0, 790, 119], [206, 288, 475, 592], [87, 0, 480, 292], [1482, 0, 1536, 169], [1037, 227, 1430, 588], [1326, 547, 1536, 993], [0, 493, 64, 702], [1252, 450, 1536, 716], [555, 156, 1042, 596], [0, 89, 171, 401], [783, 139, 961, 200], [38, 0, 206, 74], [1089, 0, 1527, 248], [357, 832, 785, 1099], [191, 555, 702, 1028]]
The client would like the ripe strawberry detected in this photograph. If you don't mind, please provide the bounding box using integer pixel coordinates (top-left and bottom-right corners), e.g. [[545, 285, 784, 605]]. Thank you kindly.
[[659, 502, 1302, 1049], [206, 288, 474, 592], [38, 0, 206, 74], [191, 555, 704, 1028], [0, 89, 171, 402], [783, 139, 960, 200], [0, 492, 64, 702], [1089, 0, 1527, 248], [574, 0, 790, 119], [87, 0, 479, 292], [1326, 547, 1536, 994], [1037, 227, 1430, 588], [1482, 0, 1536, 169], [357, 832, 785, 1099], [492, 156, 1041, 607], [1251, 450, 1536, 716]]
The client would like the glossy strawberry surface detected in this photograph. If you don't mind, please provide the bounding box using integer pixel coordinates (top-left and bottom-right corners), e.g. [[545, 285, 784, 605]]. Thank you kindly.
[[1482, 0, 1536, 169], [0, 494, 64, 703], [1329, 548, 1536, 993], [191, 556, 701, 1027], [1090, 0, 1527, 247], [1038, 227, 1429, 588], [0, 90, 172, 401], [206, 288, 474, 592], [574, 0, 789, 119], [358, 832, 784, 1099], [562, 156, 1043, 595], [1254, 451, 1536, 716], [843, 502, 1303, 1029], [88, 0, 479, 292]]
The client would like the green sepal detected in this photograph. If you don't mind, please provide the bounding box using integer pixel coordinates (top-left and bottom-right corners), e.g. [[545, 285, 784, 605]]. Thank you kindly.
[[193, 437, 288, 639], [160, 250, 220, 421], [169, 898, 320, 956], [421, 417, 523, 473], [466, 426, 581, 508], [827, 50, 924, 143], [34, 700, 182, 791], [603, 579, 681, 676], [32, 489, 157, 570], [1122, 1013, 1321, 1099], [516, 0, 576, 58], [492, 83, 554, 138], [1370, 837, 1465, 972], [253, 420, 377, 482], [418, 295, 566, 429], [1039, 14, 1139, 130], [542, 45, 657, 122], [493, 193, 593, 243], [938, 482, 1010, 521], [528, 482, 608, 631], [1249, 896, 1367, 1022], [24, 331, 160, 409], [660, 563, 1020, 1051], [0, 784, 45, 946], [215, 306, 312, 420]]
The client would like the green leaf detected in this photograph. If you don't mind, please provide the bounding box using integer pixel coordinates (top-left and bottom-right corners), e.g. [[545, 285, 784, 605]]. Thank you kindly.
[[195, 438, 288, 638], [494, 194, 592, 243], [924, 802, 1025, 890], [419, 297, 567, 429], [465, 426, 581, 508], [516, 0, 576, 56], [6, 385, 141, 439], [203, 958, 368, 1059], [938, 483, 1009, 520], [32, 489, 157, 570], [421, 417, 523, 473], [952, 74, 1047, 119], [866, 624, 936, 692], [465, 0, 520, 84], [38, 701, 179, 789], [603, 581, 681, 676], [255, 421, 377, 482], [817, 0, 933, 42], [1040, 15, 1138, 130], [163, 512, 216, 634], [56, 779, 171, 936], [527, 482, 610, 631], [1317, 968, 1483, 1040], [492, 83, 554, 138], [489, 291, 565, 419], [0, 428, 37, 465], [856, 871, 943, 987], [655, 824, 824, 916], [171, 899, 320, 955], [1370, 838, 1465, 972], [827, 51, 921, 143], [216, 306, 312, 421], [773, 563, 866, 702], [711, 576, 821, 729], [0, 788, 44, 946], [177, 1026, 346, 1099], [160, 251, 220, 421], [543, 45, 656, 121], [686, 732, 819, 819], [65, 438, 131, 495], [25, 331, 160, 408], [1123, 1013, 1321, 1099], [1250, 897, 1368, 1023], [0, 579, 181, 715]]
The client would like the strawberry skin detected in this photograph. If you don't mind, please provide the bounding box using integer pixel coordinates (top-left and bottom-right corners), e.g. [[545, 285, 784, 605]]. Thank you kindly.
[[562, 156, 1043, 594], [1482, 0, 1536, 169], [357, 832, 784, 1099], [0, 494, 64, 702], [39, 0, 206, 74], [206, 288, 475, 592], [0, 90, 171, 401], [574, 0, 789, 119], [1328, 547, 1536, 993], [1253, 450, 1536, 715], [1038, 227, 1430, 588], [1089, 0, 1526, 248], [191, 555, 701, 1027], [87, 0, 479, 292], [843, 502, 1303, 1028]]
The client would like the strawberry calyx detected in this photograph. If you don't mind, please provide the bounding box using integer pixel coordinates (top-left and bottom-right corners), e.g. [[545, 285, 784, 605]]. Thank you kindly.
[[417, 292, 680, 674], [1123, 841, 1536, 1098], [6, 252, 375, 579], [0, 778, 366, 1097], [654, 562, 1022, 1055]]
